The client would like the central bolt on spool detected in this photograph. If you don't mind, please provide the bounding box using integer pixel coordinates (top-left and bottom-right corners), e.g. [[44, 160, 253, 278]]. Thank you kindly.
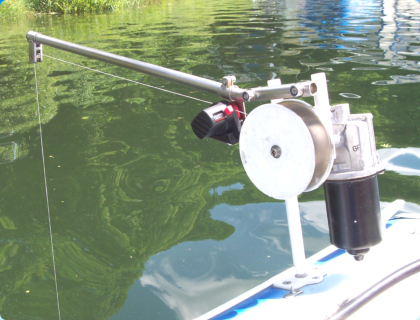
[[271, 145, 282, 159]]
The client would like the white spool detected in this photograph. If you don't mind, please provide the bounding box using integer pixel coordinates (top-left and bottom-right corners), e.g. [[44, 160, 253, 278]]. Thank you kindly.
[[239, 104, 316, 200]]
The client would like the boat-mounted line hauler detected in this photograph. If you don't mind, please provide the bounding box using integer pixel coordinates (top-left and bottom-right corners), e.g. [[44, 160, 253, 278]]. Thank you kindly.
[[26, 30, 387, 297]]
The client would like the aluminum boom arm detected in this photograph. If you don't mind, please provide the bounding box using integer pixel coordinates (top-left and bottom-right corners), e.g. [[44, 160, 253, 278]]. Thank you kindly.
[[26, 30, 317, 103]]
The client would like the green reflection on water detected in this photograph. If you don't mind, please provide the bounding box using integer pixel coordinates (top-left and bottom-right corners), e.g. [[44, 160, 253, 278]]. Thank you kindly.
[[1, 0, 420, 319]]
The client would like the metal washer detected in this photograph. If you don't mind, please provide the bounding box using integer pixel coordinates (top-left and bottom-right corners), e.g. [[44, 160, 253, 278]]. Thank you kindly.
[[239, 104, 316, 200]]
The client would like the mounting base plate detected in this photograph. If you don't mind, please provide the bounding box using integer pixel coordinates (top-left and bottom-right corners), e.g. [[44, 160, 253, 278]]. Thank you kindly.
[[273, 267, 326, 295]]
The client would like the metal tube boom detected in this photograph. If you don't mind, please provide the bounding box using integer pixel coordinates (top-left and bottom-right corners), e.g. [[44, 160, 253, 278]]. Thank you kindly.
[[26, 30, 317, 103], [27, 31, 225, 97]]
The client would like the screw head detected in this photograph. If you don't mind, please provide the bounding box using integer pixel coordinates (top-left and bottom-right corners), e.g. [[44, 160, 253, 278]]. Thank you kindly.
[[283, 281, 291, 285], [271, 145, 282, 159]]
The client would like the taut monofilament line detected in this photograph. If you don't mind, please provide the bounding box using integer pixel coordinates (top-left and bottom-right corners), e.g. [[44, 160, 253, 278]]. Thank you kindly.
[[33, 63, 62, 320]]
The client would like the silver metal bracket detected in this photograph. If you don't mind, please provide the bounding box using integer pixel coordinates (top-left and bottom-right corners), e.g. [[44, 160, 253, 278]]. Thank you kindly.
[[273, 266, 326, 297], [29, 41, 43, 63], [222, 75, 236, 88]]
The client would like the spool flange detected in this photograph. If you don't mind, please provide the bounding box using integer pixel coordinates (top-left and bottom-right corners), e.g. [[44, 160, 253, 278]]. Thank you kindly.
[[280, 99, 334, 192]]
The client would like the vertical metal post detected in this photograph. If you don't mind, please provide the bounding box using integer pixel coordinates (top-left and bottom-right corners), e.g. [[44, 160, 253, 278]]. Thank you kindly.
[[273, 196, 324, 293], [267, 78, 284, 104], [285, 196, 307, 276], [311, 72, 335, 159]]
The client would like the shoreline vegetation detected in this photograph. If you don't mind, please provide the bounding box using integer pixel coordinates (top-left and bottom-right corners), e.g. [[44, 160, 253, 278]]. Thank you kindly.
[[0, 0, 145, 18]]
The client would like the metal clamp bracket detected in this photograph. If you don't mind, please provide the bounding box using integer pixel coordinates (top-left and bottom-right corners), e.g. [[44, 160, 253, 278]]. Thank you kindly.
[[29, 41, 43, 63], [222, 75, 236, 88]]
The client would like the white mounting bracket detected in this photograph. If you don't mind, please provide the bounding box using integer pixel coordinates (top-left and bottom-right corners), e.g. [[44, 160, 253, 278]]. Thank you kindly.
[[267, 78, 284, 104], [273, 265, 326, 295], [273, 196, 326, 296]]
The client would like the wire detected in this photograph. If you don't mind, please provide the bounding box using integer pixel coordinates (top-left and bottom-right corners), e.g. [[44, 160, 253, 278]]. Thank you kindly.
[[43, 54, 249, 116], [43, 54, 212, 104], [296, 54, 312, 82], [34, 63, 62, 320], [327, 258, 420, 320], [32, 48, 247, 320]]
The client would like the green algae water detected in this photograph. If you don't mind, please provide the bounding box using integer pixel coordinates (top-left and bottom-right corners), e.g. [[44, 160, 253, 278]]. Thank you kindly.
[[1, 0, 420, 318]]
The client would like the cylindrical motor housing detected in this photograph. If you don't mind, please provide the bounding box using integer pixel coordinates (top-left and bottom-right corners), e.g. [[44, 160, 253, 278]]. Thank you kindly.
[[324, 174, 382, 261]]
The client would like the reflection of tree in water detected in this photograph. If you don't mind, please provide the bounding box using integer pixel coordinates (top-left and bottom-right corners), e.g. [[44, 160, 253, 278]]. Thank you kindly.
[[0, 142, 18, 164], [0, 60, 59, 135], [0, 117, 244, 320], [0, 7, 255, 318], [0, 63, 242, 319]]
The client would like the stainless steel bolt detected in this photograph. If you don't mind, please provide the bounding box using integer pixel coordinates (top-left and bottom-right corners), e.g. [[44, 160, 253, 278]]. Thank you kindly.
[[271, 145, 282, 159], [354, 255, 364, 261]]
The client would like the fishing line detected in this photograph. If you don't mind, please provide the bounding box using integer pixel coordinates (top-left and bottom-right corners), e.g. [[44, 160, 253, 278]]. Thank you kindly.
[[296, 54, 312, 82], [34, 64, 62, 320], [43, 54, 213, 104]]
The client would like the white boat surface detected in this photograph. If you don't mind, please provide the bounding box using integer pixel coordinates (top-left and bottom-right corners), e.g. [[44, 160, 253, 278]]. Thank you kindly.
[[195, 208, 420, 320]]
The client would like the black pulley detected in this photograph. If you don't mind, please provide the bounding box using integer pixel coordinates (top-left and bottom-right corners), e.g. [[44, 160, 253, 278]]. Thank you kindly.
[[324, 174, 382, 261]]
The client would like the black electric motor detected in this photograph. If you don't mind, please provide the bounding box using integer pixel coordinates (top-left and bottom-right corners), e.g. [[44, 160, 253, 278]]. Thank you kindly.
[[324, 173, 382, 261]]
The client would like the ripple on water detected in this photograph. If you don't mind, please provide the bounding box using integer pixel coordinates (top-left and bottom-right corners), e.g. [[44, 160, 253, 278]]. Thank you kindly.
[[316, 67, 334, 71], [352, 67, 388, 71], [372, 75, 420, 85], [339, 93, 362, 98]]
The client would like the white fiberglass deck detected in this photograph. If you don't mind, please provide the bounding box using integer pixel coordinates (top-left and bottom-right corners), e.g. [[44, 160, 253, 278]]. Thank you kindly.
[[196, 212, 420, 320]]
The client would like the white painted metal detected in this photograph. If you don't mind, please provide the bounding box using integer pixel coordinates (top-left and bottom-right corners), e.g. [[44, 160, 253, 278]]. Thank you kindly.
[[311, 73, 336, 160], [285, 197, 307, 276], [239, 104, 315, 200], [272, 267, 325, 292], [272, 197, 326, 292], [267, 79, 283, 104]]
